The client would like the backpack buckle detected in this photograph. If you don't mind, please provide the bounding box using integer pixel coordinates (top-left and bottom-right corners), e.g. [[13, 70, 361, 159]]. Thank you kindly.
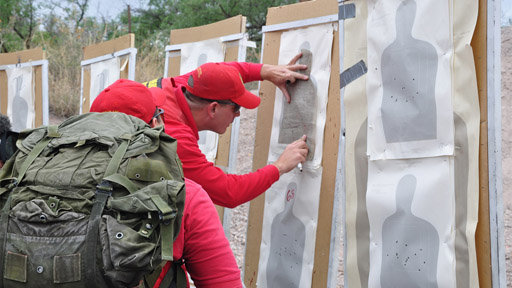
[[96, 180, 113, 195]]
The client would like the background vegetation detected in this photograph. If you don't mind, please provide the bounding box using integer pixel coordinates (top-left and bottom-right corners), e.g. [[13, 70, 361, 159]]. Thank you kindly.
[[0, 0, 298, 117]]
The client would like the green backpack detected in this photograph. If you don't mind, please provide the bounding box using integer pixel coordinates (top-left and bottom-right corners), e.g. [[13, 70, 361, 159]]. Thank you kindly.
[[0, 112, 186, 288]]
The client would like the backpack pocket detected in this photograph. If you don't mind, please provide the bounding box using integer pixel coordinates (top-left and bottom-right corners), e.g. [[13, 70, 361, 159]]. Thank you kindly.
[[4, 199, 88, 287], [100, 214, 159, 287]]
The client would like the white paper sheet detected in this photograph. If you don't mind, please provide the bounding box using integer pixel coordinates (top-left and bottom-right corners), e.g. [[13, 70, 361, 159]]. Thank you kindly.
[[6, 66, 34, 132], [366, 157, 456, 288], [268, 23, 334, 168], [180, 37, 225, 162], [367, 0, 454, 160], [89, 57, 120, 106], [180, 37, 225, 74], [258, 167, 322, 288]]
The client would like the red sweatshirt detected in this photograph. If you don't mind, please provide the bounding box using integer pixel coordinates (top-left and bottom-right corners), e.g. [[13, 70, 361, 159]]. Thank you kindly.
[[154, 178, 242, 287], [159, 62, 280, 208]]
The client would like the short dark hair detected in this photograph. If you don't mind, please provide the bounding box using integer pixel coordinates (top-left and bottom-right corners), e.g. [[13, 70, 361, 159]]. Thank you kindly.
[[183, 88, 240, 113], [0, 114, 19, 163]]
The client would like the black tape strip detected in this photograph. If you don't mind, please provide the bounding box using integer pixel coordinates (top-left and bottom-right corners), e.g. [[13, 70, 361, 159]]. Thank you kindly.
[[340, 60, 368, 89], [338, 3, 356, 20]]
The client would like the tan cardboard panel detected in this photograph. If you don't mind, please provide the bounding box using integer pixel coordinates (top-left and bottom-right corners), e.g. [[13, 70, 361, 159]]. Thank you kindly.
[[472, 0, 492, 286], [217, 127, 232, 168], [215, 205, 225, 222], [82, 67, 91, 113], [119, 54, 130, 80], [0, 47, 45, 64], [33, 65, 43, 127], [168, 56, 181, 78], [266, 0, 337, 26], [83, 33, 135, 60], [312, 25, 340, 288], [170, 15, 245, 45]]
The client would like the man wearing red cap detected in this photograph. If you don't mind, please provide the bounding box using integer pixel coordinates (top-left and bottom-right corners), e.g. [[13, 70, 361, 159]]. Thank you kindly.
[[148, 55, 309, 208], [91, 79, 243, 288]]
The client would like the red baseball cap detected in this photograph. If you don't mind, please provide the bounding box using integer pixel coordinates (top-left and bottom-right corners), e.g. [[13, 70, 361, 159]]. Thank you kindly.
[[90, 79, 166, 123], [185, 62, 260, 109]]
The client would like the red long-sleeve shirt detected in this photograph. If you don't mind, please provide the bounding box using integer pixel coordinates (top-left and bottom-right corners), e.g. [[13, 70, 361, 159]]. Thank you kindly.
[[154, 178, 242, 287], [159, 62, 280, 208]]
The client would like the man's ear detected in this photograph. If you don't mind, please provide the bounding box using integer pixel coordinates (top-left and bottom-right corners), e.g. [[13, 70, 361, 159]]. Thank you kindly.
[[206, 102, 219, 119]]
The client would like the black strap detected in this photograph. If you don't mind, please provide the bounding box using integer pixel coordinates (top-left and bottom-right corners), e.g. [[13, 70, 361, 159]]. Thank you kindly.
[[158, 258, 186, 288], [84, 135, 130, 286], [84, 183, 112, 286], [0, 133, 8, 163]]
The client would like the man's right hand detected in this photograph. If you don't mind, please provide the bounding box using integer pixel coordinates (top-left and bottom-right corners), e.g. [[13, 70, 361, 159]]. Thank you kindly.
[[272, 135, 309, 176]]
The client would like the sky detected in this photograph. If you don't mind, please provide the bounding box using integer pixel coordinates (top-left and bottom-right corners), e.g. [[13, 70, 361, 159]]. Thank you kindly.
[[84, 0, 512, 26], [85, 0, 149, 20], [504, 0, 512, 25]]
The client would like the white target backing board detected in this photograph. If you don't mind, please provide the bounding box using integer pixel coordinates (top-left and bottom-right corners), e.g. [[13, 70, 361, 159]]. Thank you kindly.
[[80, 34, 137, 114], [366, 0, 454, 160], [6, 66, 34, 132], [0, 48, 49, 130], [88, 57, 120, 107], [268, 23, 334, 169], [258, 167, 322, 288], [342, 0, 481, 287]]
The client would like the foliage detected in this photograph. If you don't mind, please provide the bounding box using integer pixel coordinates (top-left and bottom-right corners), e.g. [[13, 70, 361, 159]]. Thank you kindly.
[[0, 0, 298, 118], [0, 0, 39, 52], [122, 0, 298, 51]]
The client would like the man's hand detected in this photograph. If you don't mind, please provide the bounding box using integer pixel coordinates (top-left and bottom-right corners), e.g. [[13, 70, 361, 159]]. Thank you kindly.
[[260, 53, 309, 103], [272, 135, 309, 176]]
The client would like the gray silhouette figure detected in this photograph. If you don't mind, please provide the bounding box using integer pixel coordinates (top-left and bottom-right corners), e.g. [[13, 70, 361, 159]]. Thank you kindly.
[[278, 44, 317, 161], [97, 69, 109, 96], [381, 0, 438, 143], [197, 53, 208, 67], [354, 119, 370, 287], [266, 182, 305, 287], [11, 75, 28, 131], [454, 113, 469, 287], [381, 174, 439, 288]]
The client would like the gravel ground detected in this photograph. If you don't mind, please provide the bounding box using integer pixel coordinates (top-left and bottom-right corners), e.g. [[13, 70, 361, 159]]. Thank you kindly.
[[501, 26, 512, 287]]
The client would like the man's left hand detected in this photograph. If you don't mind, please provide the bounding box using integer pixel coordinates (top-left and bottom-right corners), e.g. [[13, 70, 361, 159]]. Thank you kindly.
[[260, 52, 309, 103]]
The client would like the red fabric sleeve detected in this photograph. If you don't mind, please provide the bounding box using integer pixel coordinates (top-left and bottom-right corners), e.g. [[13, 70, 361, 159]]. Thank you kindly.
[[181, 179, 243, 287], [174, 128, 280, 208]]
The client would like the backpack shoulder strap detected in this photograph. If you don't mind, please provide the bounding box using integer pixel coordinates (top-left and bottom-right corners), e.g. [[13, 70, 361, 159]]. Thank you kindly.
[[15, 125, 60, 187], [144, 258, 187, 288]]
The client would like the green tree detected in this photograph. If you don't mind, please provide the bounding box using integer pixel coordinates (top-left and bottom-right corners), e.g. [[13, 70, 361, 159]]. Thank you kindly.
[[121, 0, 297, 51], [0, 0, 39, 52]]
